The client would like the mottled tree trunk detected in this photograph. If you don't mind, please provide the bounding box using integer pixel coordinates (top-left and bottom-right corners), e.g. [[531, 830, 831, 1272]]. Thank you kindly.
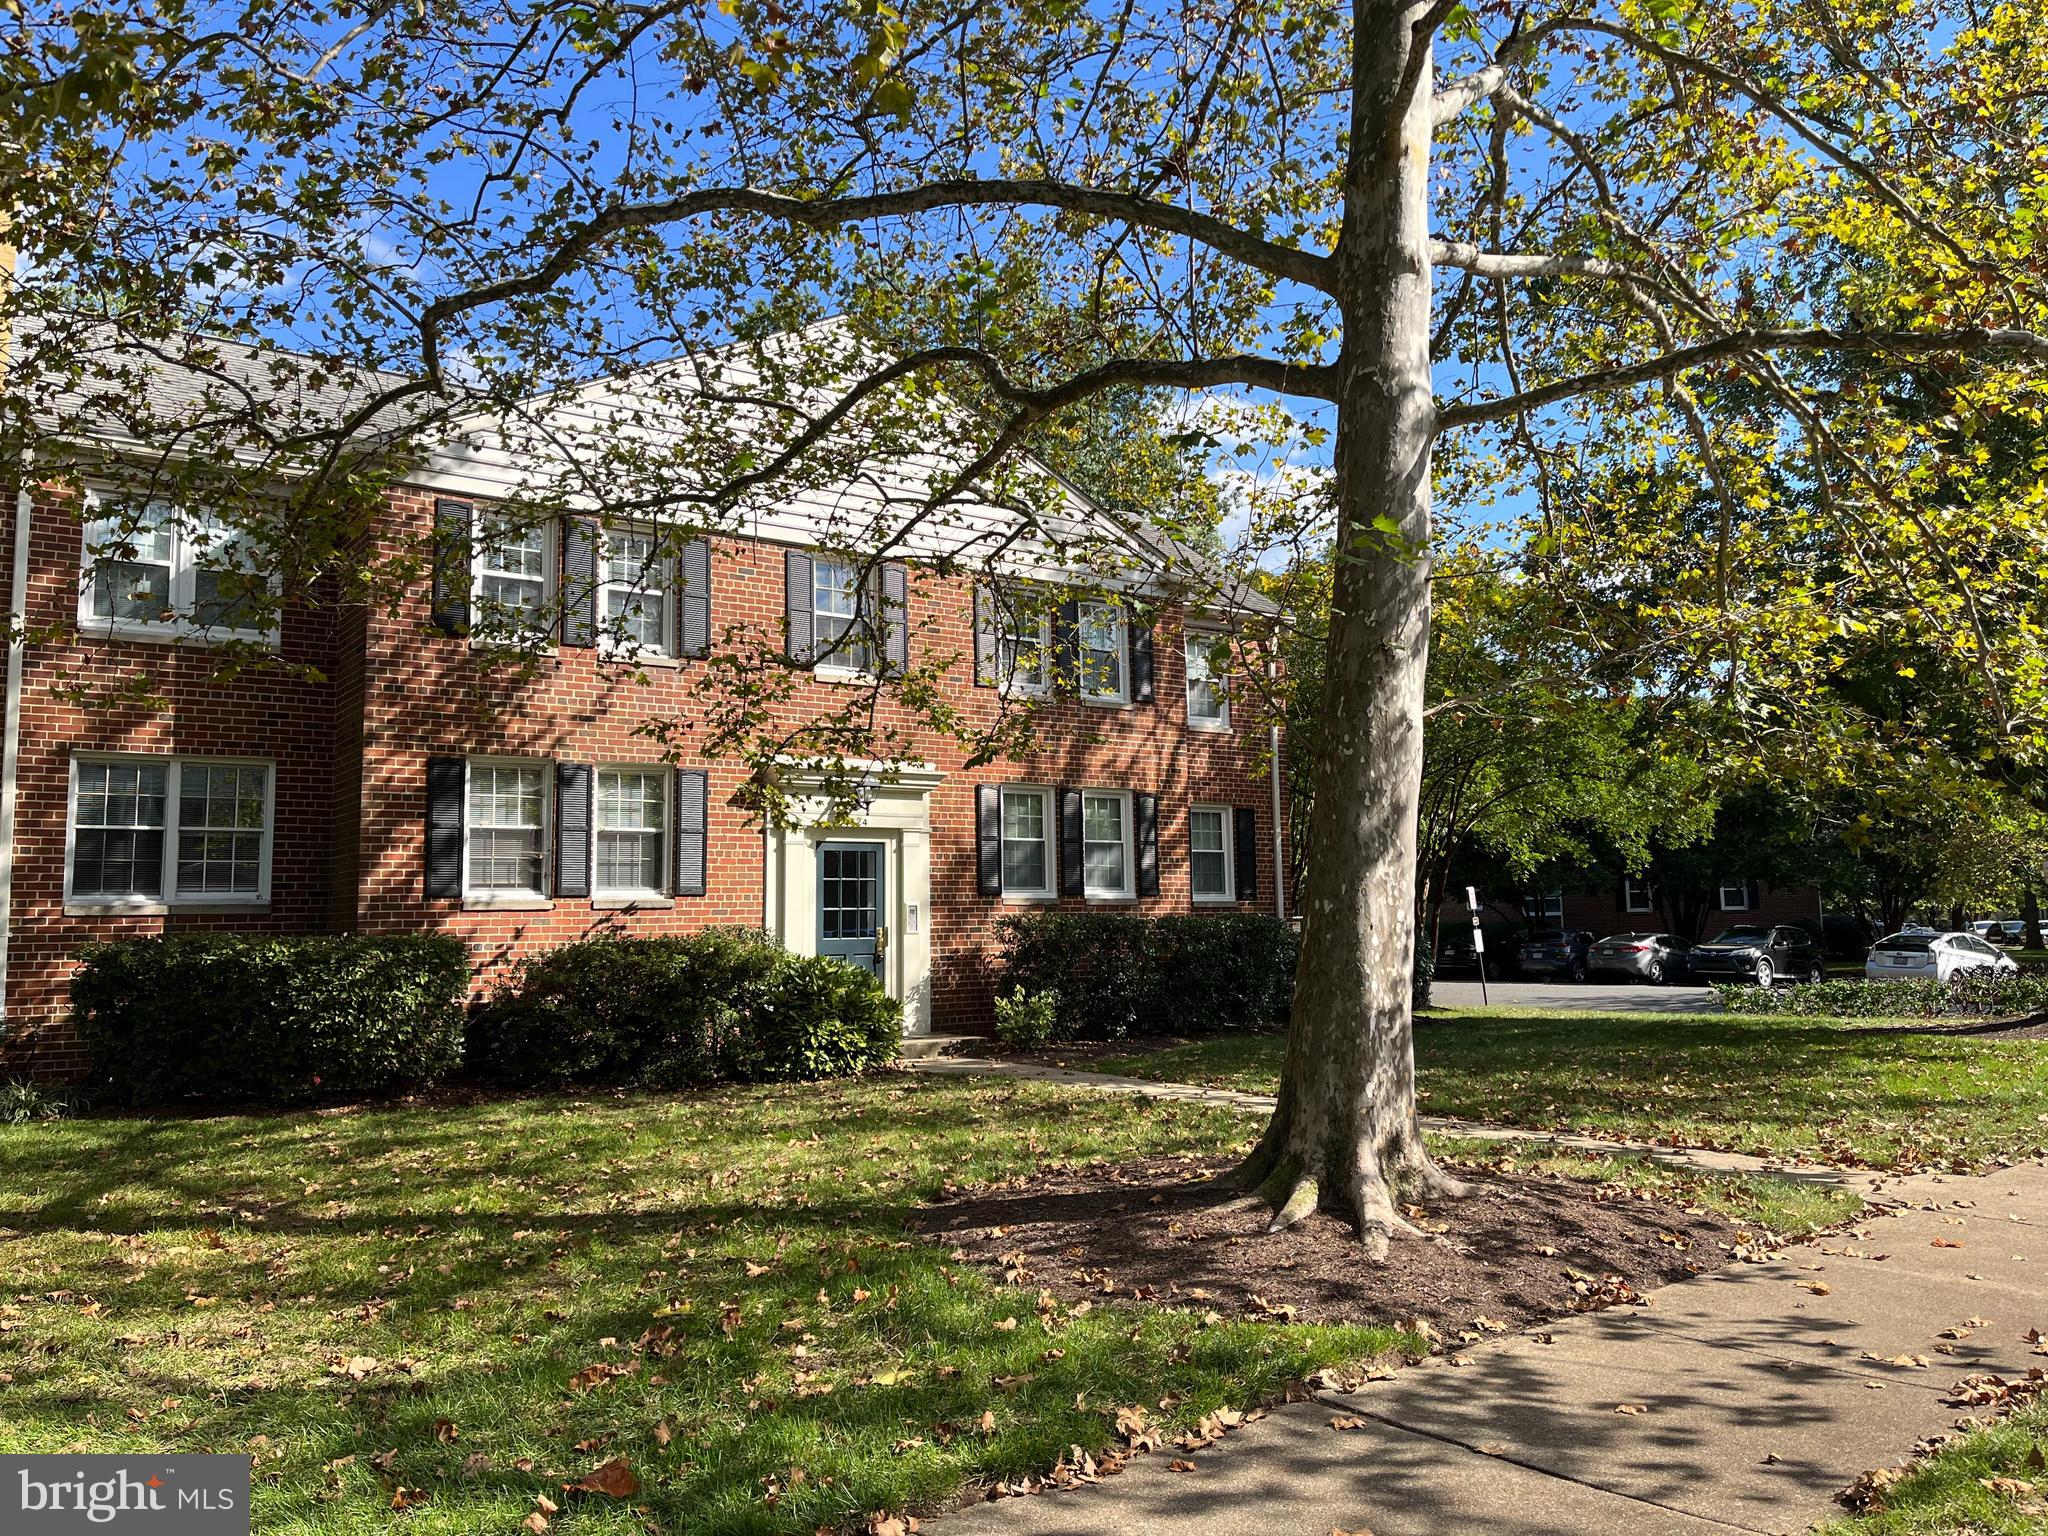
[[1225, 0, 1464, 1257]]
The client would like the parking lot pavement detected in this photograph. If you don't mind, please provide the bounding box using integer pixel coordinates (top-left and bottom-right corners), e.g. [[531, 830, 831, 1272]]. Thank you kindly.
[[1428, 978, 1721, 1013]]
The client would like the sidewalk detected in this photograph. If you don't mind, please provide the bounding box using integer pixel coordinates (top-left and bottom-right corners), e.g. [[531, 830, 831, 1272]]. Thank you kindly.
[[912, 1058, 2048, 1535]]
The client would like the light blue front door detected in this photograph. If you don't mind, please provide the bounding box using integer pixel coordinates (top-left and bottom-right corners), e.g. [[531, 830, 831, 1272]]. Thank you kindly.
[[817, 841, 887, 977]]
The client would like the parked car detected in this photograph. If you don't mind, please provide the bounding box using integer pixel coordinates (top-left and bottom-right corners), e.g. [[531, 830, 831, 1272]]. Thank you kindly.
[[1436, 920, 1521, 979], [1688, 924, 1826, 986], [1867, 931, 2019, 982], [1518, 928, 1597, 982], [1588, 932, 1692, 985], [1971, 918, 2046, 948]]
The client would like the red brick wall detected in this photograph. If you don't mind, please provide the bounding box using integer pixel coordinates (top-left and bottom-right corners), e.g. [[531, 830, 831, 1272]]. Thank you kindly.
[[1, 481, 1288, 1071], [0, 484, 340, 1077]]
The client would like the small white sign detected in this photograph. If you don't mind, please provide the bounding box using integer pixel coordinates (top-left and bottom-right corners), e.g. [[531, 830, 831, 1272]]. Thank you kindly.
[[1465, 886, 1480, 912], [906, 903, 921, 935]]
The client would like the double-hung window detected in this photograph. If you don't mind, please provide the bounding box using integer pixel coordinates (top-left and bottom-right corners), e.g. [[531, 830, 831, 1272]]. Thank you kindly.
[[1531, 888, 1564, 922], [1190, 805, 1234, 902], [1718, 880, 1754, 912], [465, 760, 549, 899], [600, 529, 671, 655], [1077, 602, 1127, 703], [813, 558, 876, 674], [1624, 877, 1655, 914], [595, 768, 668, 897], [473, 513, 552, 637], [79, 495, 274, 642], [999, 786, 1053, 898], [67, 756, 273, 909], [1082, 789, 1133, 899], [1185, 633, 1230, 729], [998, 595, 1052, 696]]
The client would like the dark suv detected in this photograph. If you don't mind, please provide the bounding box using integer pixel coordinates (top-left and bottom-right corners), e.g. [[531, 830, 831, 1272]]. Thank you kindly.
[[1687, 924, 1826, 986], [1517, 928, 1597, 982]]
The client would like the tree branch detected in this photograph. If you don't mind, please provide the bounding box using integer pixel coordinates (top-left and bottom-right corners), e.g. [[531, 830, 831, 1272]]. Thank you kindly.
[[1435, 326, 2048, 431], [418, 179, 1333, 381], [1431, 240, 1639, 280], [1432, 65, 1506, 126]]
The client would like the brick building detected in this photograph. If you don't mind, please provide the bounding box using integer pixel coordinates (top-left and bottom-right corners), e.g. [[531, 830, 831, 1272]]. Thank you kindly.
[[0, 336, 1285, 1076]]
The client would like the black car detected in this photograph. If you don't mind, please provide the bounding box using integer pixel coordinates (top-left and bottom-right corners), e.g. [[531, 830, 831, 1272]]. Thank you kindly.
[[1436, 920, 1521, 979], [1687, 924, 1825, 986], [1517, 928, 1597, 982]]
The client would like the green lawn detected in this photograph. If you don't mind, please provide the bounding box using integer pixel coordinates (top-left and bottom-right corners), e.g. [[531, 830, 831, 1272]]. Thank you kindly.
[[0, 1071, 1864, 1534], [1822, 1397, 2048, 1535], [1088, 1008, 2048, 1171], [0, 1076, 1403, 1535]]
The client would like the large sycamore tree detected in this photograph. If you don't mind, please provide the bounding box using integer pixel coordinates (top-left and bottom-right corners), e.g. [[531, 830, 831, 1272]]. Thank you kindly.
[[9, 0, 2048, 1251]]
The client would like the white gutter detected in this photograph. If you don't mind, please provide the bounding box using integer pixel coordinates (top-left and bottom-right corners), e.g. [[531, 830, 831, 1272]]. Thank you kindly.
[[0, 479, 31, 1022]]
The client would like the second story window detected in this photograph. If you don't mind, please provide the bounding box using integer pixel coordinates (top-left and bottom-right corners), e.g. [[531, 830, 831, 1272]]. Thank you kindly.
[[80, 496, 273, 642], [813, 559, 876, 674], [601, 529, 671, 655], [474, 513, 551, 636], [1185, 633, 1230, 729], [999, 598, 1052, 696], [1077, 601, 1127, 703]]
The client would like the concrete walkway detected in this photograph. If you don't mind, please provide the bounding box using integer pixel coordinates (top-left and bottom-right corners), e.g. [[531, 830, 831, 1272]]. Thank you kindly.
[[934, 1158, 2048, 1536], [910, 1055, 2048, 1534]]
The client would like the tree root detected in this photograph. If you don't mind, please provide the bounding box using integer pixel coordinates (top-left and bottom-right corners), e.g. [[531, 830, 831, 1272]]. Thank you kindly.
[[1266, 1170, 1321, 1233]]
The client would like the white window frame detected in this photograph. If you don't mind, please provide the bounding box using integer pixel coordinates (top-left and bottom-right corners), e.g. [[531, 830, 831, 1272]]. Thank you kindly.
[[593, 765, 671, 901], [812, 557, 878, 679], [470, 511, 556, 642], [997, 784, 1056, 901], [1076, 600, 1129, 706], [461, 757, 552, 906], [1718, 881, 1754, 912], [1081, 788, 1135, 901], [597, 527, 673, 659], [1532, 888, 1564, 922], [63, 753, 275, 914], [1189, 803, 1235, 904], [76, 490, 279, 647], [1623, 877, 1655, 915], [998, 600, 1053, 698], [1184, 631, 1231, 731]]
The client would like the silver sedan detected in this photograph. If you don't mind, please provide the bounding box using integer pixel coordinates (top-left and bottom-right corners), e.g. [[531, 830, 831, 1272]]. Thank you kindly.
[[1588, 932, 1691, 985]]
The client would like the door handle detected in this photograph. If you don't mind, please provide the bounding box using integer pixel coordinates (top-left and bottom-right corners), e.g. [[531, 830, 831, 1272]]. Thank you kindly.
[[874, 924, 889, 957]]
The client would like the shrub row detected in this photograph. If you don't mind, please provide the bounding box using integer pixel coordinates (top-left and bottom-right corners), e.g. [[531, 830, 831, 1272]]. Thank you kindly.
[[468, 929, 901, 1087], [74, 934, 469, 1106], [1715, 971, 2048, 1020], [70, 928, 901, 1106], [996, 911, 1298, 1042]]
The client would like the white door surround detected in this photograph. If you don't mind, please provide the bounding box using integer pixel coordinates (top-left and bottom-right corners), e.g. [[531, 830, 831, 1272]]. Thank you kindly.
[[761, 760, 943, 1035]]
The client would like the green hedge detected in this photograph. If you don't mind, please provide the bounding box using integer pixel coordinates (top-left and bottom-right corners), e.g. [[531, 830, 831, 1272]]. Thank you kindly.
[[73, 934, 469, 1105], [1715, 972, 2048, 1020], [995, 911, 1297, 1042], [467, 929, 900, 1087]]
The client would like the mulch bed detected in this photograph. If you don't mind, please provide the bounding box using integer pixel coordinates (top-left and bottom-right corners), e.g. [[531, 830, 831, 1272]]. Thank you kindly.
[[918, 1154, 1741, 1337]]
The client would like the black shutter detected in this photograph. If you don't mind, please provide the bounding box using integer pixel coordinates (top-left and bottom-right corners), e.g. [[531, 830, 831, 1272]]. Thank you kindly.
[[562, 520, 599, 648], [1746, 879, 1761, 911], [973, 587, 1000, 687], [1134, 792, 1159, 897], [673, 768, 708, 897], [976, 784, 1003, 896], [555, 762, 592, 897], [425, 756, 465, 898], [881, 560, 909, 672], [1059, 787, 1084, 896], [430, 500, 472, 637], [1130, 621, 1155, 703], [678, 537, 711, 658], [1053, 598, 1081, 694], [784, 550, 814, 663], [1234, 806, 1259, 904]]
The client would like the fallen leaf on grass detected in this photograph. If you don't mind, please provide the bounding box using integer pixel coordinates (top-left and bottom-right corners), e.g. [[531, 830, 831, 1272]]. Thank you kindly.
[[535, 1494, 558, 1516], [868, 1515, 919, 1536], [523, 1516, 549, 1534], [565, 1457, 639, 1498]]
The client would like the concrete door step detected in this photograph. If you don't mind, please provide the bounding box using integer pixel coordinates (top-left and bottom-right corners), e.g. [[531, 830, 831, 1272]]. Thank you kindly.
[[897, 1034, 988, 1061]]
